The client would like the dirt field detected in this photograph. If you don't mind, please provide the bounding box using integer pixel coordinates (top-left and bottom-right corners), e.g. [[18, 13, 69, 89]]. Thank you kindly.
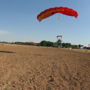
[[0, 44, 90, 90]]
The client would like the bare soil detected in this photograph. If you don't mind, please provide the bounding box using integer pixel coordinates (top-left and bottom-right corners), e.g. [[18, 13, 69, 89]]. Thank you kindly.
[[0, 44, 90, 90]]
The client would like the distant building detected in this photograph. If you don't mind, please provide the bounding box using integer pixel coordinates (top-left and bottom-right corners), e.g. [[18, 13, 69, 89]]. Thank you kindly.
[[84, 44, 90, 49], [88, 44, 90, 47]]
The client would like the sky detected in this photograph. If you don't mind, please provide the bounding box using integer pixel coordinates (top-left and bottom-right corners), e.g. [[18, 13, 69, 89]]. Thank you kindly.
[[0, 0, 90, 46]]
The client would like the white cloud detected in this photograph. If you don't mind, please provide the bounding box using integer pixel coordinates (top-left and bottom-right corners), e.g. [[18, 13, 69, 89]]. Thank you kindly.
[[0, 30, 10, 35]]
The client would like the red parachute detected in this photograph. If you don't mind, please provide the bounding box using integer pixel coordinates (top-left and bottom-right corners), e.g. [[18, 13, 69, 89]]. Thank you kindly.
[[37, 7, 78, 21]]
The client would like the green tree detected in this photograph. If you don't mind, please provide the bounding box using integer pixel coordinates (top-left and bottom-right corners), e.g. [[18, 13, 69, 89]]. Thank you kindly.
[[39, 40, 53, 47]]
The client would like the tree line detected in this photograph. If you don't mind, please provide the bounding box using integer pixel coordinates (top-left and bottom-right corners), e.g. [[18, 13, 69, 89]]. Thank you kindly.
[[38, 40, 83, 49], [0, 40, 83, 49]]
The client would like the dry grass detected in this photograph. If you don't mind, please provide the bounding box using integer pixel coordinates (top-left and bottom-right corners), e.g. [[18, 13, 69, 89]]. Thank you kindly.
[[0, 44, 90, 90]]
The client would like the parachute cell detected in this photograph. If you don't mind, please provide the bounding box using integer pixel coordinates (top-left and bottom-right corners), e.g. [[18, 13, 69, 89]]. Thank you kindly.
[[37, 7, 78, 21]]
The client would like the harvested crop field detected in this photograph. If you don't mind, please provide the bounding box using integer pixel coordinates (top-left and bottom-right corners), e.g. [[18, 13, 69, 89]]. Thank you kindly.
[[0, 44, 90, 90]]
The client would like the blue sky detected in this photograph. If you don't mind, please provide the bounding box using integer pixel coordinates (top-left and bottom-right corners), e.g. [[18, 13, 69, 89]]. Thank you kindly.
[[0, 0, 89, 46]]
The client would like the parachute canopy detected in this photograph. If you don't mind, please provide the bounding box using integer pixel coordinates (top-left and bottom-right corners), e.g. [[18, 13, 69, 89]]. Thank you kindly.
[[37, 7, 78, 21]]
